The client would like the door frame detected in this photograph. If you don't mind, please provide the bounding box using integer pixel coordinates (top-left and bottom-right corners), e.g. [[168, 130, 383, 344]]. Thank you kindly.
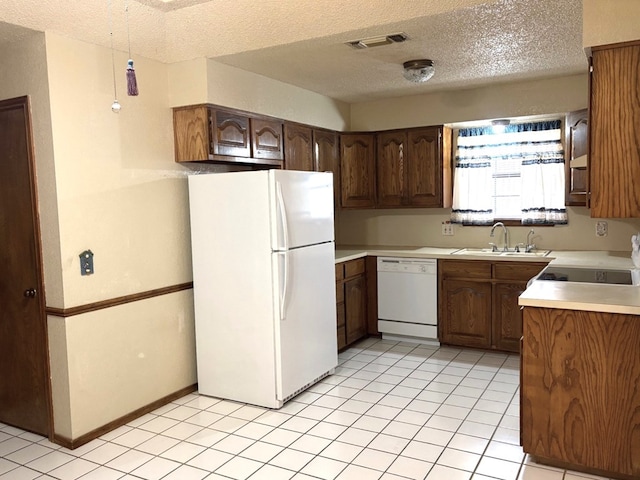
[[1, 95, 53, 438]]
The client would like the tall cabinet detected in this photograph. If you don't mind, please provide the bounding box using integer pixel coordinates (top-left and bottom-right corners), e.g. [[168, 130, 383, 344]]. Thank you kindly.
[[589, 40, 640, 217]]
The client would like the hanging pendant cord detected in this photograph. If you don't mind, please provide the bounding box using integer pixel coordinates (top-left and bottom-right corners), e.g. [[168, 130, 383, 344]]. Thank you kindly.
[[125, 0, 132, 59], [109, 0, 118, 101]]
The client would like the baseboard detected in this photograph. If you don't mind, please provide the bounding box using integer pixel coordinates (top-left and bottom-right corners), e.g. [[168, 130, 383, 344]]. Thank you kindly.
[[53, 384, 197, 450]]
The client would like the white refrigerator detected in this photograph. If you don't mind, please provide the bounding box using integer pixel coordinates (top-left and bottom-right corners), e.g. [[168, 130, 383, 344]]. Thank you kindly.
[[188, 170, 338, 408]]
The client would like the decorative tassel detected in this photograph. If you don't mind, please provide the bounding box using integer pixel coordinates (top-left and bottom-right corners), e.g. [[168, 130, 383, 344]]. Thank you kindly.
[[126, 59, 138, 96], [124, 0, 139, 96]]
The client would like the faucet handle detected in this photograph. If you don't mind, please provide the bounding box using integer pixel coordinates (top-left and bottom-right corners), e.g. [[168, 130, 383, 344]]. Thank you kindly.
[[488, 242, 498, 252], [515, 243, 525, 252], [526, 243, 536, 253]]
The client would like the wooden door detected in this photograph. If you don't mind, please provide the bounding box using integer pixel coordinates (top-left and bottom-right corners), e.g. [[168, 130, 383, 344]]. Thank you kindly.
[[376, 131, 407, 207], [407, 127, 441, 207], [440, 279, 492, 348], [0, 96, 51, 436], [251, 118, 284, 161], [340, 133, 376, 208], [284, 123, 313, 171], [212, 109, 250, 158], [589, 42, 640, 217], [313, 129, 340, 208]]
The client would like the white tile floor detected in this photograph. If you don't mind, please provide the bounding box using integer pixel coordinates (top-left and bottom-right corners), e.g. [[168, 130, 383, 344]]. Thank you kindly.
[[0, 338, 617, 480]]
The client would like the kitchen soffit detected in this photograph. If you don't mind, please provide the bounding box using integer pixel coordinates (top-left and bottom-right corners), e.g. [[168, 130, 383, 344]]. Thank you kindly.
[[0, 0, 586, 103]]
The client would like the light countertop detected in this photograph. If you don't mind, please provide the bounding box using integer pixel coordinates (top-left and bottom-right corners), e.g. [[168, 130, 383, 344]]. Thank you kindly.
[[335, 245, 640, 315]]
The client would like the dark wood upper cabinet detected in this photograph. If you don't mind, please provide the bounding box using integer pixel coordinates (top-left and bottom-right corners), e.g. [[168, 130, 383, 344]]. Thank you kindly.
[[212, 109, 251, 158], [376, 130, 407, 207], [313, 129, 340, 208], [173, 104, 283, 166], [589, 40, 640, 218], [251, 118, 283, 161], [340, 133, 376, 208], [284, 123, 313, 171], [565, 109, 588, 206], [375, 126, 451, 208], [407, 127, 450, 207]]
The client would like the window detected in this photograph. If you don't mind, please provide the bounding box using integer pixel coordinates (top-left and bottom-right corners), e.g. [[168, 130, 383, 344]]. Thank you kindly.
[[451, 120, 567, 225]]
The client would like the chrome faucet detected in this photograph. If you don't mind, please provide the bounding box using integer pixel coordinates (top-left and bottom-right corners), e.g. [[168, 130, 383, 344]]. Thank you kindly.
[[526, 229, 535, 253], [490, 222, 509, 252]]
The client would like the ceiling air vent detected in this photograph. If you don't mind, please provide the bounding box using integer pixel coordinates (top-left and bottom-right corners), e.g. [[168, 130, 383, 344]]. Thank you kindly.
[[346, 32, 409, 49]]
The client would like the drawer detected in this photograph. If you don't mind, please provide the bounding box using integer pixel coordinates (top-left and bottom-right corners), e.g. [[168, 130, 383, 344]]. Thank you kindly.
[[344, 258, 365, 278], [439, 259, 491, 279], [493, 262, 547, 281]]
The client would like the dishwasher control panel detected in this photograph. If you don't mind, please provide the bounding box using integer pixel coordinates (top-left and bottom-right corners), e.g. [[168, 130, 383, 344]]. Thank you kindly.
[[377, 257, 437, 275]]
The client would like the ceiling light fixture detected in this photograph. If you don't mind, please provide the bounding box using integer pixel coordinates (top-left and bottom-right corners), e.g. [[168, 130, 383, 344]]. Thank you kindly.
[[491, 119, 511, 133], [402, 59, 435, 83]]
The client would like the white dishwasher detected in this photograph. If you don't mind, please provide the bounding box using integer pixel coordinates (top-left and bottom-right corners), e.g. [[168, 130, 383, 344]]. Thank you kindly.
[[377, 257, 439, 344]]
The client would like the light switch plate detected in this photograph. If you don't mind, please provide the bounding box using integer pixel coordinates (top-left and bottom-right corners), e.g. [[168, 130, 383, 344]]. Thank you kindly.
[[442, 221, 454, 236], [80, 250, 94, 275]]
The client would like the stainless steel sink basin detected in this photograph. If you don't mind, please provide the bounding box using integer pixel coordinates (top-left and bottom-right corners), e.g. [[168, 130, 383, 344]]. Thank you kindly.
[[452, 248, 551, 257]]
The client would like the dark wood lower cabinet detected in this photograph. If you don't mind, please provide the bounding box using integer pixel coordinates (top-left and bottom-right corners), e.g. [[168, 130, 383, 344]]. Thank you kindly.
[[335, 258, 368, 350], [521, 306, 640, 479], [439, 260, 547, 353], [440, 278, 492, 348]]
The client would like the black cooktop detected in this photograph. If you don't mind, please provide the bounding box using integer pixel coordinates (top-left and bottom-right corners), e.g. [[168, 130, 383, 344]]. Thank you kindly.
[[537, 266, 633, 285]]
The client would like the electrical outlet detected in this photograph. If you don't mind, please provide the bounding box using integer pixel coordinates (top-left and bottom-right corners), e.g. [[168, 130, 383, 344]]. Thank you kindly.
[[442, 221, 454, 236], [595, 221, 608, 237]]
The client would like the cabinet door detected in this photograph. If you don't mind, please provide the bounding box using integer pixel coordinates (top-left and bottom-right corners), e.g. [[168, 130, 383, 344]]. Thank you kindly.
[[284, 123, 313, 171], [340, 133, 376, 208], [345, 274, 367, 345], [376, 131, 407, 207], [252, 118, 284, 161], [493, 281, 527, 353], [407, 127, 443, 207], [590, 42, 640, 218], [212, 110, 250, 158], [314, 129, 340, 208], [173, 105, 210, 162], [440, 279, 492, 348], [565, 109, 588, 206]]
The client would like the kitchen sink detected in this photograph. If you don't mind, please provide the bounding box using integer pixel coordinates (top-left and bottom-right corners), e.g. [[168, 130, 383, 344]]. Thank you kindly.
[[452, 248, 551, 257]]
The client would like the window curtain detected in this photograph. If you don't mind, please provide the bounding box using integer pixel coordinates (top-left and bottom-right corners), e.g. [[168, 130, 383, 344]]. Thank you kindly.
[[450, 128, 494, 225], [519, 121, 567, 224], [451, 120, 567, 225]]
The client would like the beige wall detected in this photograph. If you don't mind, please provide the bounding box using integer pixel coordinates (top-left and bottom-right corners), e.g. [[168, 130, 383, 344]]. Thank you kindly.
[[337, 207, 640, 252], [42, 33, 197, 440], [167, 58, 351, 131], [49, 292, 195, 439], [350, 73, 589, 131], [583, 0, 640, 47]]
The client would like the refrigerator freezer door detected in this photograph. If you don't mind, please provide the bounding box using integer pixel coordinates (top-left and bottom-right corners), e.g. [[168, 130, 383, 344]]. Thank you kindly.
[[273, 241, 338, 401], [271, 170, 334, 251]]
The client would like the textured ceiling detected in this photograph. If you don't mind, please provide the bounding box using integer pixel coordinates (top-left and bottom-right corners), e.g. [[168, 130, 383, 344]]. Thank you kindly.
[[0, 0, 587, 103]]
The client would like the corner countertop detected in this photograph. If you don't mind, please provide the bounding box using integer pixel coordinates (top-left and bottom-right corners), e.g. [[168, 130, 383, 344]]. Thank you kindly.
[[335, 245, 640, 315]]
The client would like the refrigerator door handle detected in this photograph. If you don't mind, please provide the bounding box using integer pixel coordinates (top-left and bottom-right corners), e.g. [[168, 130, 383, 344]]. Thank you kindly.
[[277, 251, 289, 321], [275, 181, 289, 251]]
